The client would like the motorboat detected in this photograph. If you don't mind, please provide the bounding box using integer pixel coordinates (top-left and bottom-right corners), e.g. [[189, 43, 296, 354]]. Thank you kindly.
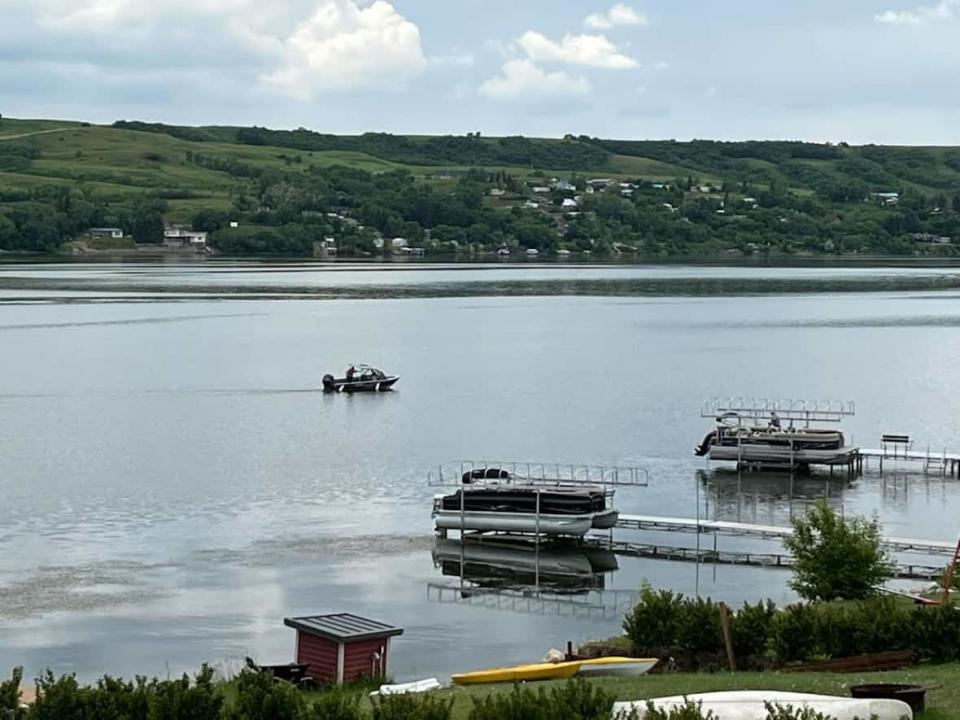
[[322, 364, 398, 393], [695, 412, 844, 457], [432, 469, 619, 537]]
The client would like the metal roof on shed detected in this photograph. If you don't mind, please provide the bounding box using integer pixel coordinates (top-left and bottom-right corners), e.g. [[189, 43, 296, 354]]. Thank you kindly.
[[284, 613, 403, 642]]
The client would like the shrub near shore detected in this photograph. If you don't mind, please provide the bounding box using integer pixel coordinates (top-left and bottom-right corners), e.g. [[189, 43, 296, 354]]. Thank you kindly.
[[621, 587, 960, 670]]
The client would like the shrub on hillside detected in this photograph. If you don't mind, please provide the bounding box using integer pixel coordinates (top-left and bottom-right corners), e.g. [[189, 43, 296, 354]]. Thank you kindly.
[[783, 500, 894, 601]]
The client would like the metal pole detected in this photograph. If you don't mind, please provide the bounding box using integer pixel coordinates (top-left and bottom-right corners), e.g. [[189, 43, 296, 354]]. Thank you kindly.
[[695, 468, 701, 599]]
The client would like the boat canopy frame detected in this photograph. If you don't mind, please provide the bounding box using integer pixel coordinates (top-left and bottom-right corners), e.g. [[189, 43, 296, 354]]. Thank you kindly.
[[701, 397, 855, 426], [427, 460, 649, 489]]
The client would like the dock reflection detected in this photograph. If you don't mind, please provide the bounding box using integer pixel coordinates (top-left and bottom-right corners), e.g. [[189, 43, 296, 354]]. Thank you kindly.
[[697, 468, 849, 525], [428, 536, 634, 619], [432, 536, 617, 593]]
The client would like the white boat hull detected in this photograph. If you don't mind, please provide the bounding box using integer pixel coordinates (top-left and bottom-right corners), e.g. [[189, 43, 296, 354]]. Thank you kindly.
[[591, 508, 619, 529], [373, 678, 442, 697], [433, 510, 594, 536], [613, 690, 912, 720], [433, 538, 596, 575], [576, 659, 656, 677]]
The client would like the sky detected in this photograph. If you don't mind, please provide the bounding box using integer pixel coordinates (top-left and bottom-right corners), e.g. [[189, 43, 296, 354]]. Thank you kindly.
[[1, 0, 959, 143]]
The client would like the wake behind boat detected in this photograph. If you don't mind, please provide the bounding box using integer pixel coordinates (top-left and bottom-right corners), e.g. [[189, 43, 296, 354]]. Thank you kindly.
[[322, 364, 398, 393]]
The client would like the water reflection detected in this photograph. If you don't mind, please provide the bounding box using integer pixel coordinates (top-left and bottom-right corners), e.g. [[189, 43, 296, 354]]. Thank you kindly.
[[432, 537, 618, 593], [427, 537, 634, 620], [698, 468, 850, 526]]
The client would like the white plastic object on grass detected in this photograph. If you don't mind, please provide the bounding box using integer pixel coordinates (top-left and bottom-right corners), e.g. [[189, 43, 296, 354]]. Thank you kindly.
[[612, 690, 913, 720]]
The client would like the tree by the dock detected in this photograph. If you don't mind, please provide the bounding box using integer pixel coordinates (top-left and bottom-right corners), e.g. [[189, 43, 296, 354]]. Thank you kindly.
[[784, 500, 894, 601]]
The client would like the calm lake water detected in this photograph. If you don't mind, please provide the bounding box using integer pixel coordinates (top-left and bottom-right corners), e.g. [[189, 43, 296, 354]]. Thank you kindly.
[[2, 259, 960, 682]]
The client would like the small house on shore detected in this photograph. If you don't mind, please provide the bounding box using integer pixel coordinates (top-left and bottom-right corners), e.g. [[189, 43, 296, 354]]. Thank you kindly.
[[163, 228, 208, 249], [88, 227, 125, 240], [284, 613, 403, 685]]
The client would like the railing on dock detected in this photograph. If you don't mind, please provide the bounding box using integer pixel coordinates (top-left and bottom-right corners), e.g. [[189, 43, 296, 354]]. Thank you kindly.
[[701, 398, 855, 425], [427, 460, 649, 488]]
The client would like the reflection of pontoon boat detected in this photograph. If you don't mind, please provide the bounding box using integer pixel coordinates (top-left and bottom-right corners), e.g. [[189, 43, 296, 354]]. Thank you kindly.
[[432, 468, 619, 537], [322, 364, 398, 393], [433, 537, 618, 592]]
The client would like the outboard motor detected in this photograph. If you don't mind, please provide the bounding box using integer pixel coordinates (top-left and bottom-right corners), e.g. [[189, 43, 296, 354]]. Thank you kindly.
[[694, 430, 717, 457], [322, 374, 336, 392]]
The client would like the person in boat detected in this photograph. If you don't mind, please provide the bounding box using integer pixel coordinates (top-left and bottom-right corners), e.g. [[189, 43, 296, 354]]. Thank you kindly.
[[770, 412, 781, 429], [345, 366, 355, 382]]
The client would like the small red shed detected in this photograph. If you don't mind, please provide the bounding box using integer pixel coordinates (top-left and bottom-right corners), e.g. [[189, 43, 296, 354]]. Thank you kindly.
[[284, 613, 403, 685]]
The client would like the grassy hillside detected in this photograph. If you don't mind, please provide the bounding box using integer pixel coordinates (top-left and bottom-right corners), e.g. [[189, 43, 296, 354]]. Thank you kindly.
[[1, 116, 959, 257]]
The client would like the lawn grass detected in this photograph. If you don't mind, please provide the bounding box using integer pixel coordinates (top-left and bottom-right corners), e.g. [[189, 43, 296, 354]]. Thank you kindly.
[[297, 664, 960, 720]]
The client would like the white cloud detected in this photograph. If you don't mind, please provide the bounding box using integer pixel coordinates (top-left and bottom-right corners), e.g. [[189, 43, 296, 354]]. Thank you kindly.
[[584, 3, 648, 30], [25, 0, 426, 98], [36, 0, 251, 32], [478, 59, 589, 99], [261, 1, 426, 98], [517, 31, 638, 69], [430, 50, 475, 67], [874, 0, 958, 24]]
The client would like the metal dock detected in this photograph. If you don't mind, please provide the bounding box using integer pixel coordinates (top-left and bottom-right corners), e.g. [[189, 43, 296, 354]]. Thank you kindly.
[[613, 514, 957, 555], [858, 437, 960, 478]]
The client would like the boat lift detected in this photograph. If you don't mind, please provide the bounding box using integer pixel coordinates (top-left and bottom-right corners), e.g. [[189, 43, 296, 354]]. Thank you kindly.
[[699, 398, 859, 474], [701, 398, 856, 426], [427, 460, 649, 489], [428, 460, 648, 540]]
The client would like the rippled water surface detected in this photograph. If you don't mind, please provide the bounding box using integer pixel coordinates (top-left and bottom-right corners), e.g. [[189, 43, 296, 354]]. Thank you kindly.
[[2, 260, 960, 681]]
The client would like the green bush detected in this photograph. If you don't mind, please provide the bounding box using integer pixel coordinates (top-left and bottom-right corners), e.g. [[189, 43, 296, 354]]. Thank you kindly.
[[635, 699, 716, 720], [763, 703, 834, 720], [31, 672, 89, 720], [372, 693, 453, 720], [225, 670, 304, 720], [783, 500, 894, 601], [468, 680, 613, 720], [912, 603, 960, 662], [768, 604, 819, 663], [305, 687, 363, 720], [0, 667, 27, 720], [86, 676, 151, 720], [730, 600, 777, 658], [673, 597, 724, 655], [622, 585, 684, 649], [150, 666, 223, 720]]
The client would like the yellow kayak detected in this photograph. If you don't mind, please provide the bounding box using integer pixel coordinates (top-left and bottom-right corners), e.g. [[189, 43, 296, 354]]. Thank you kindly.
[[451, 660, 583, 685], [451, 656, 658, 685]]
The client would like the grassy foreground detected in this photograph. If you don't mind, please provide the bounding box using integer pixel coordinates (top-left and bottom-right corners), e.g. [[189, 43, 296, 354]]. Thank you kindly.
[[323, 665, 960, 720]]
